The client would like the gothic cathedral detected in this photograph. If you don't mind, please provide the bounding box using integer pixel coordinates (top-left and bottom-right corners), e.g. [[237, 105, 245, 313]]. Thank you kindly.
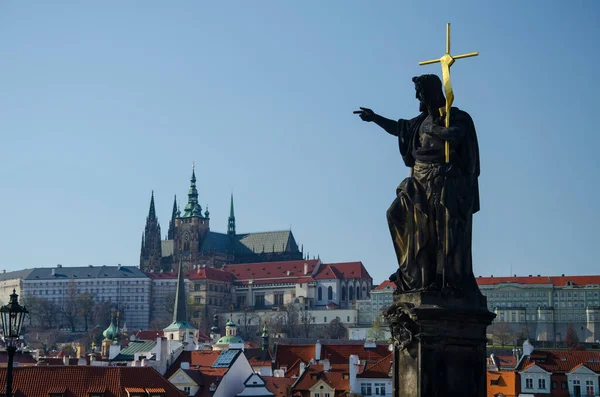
[[140, 168, 304, 273]]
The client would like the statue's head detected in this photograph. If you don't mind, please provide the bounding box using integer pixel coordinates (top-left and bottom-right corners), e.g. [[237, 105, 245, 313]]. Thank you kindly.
[[412, 74, 446, 113]]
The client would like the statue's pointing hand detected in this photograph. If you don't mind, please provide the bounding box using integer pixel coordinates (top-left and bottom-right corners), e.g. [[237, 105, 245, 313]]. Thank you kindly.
[[353, 107, 375, 122]]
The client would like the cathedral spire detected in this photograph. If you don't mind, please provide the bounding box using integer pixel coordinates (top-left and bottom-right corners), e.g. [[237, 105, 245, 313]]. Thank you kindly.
[[168, 195, 177, 240], [227, 193, 236, 236], [183, 166, 203, 218], [173, 259, 187, 324], [148, 190, 157, 221], [140, 191, 162, 272]]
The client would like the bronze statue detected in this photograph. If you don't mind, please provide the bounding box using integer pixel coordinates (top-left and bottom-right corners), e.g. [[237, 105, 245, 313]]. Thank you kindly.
[[355, 74, 480, 294]]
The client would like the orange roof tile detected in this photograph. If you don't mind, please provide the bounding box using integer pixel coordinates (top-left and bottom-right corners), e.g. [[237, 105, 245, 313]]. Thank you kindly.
[[327, 262, 371, 280], [274, 343, 390, 371], [358, 353, 392, 378], [224, 260, 320, 284], [0, 366, 184, 397], [263, 376, 295, 397], [373, 280, 396, 291], [188, 267, 234, 282], [293, 364, 350, 392], [520, 350, 600, 373]]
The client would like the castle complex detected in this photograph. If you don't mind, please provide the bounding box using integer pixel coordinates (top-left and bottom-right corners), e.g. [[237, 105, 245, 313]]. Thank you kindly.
[[140, 168, 303, 273]]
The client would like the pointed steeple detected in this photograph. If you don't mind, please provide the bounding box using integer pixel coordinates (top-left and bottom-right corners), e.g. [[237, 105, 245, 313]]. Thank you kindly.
[[148, 191, 157, 220], [168, 195, 177, 240], [173, 259, 187, 324], [227, 193, 236, 236], [140, 191, 162, 272], [183, 166, 203, 218]]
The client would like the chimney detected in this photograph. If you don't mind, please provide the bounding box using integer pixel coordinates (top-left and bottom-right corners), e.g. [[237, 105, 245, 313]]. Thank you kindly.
[[299, 362, 306, 375], [181, 362, 190, 370], [118, 264, 122, 270], [315, 340, 322, 361], [286, 270, 291, 276], [52, 269, 56, 276], [322, 359, 330, 372], [304, 263, 308, 275], [349, 355, 360, 394], [140, 357, 147, 367], [57, 264, 62, 268], [63, 355, 69, 366]]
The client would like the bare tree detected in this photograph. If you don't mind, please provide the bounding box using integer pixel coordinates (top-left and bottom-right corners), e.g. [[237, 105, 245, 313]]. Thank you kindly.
[[299, 307, 314, 338], [280, 305, 299, 338], [38, 298, 58, 329], [325, 317, 347, 340], [77, 292, 96, 332], [21, 294, 41, 327], [59, 281, 80, 332], [29, 328, 62, 355], [565, 323, 583, 350], [488, 322, 515, 347]]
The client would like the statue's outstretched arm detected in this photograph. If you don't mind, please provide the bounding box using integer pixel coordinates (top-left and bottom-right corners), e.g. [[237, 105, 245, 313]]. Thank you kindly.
[[354, 107, 398, 136]]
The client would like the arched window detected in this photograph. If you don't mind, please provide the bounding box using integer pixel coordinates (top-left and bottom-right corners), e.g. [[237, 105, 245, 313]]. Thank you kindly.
[[328, 286, 333, 301], [318, 287, 323, 301], [349, 287, 354, 301], [341, 286, 346, 301], [356, 286, 361, 300]]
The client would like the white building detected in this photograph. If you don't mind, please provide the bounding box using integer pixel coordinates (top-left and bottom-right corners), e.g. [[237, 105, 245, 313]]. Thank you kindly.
[[0, 269, 33, 305], [21, 265, 151, 330]]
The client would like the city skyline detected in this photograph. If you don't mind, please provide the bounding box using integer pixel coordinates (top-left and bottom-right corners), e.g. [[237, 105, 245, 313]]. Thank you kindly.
[[1, 2, 599, 284]]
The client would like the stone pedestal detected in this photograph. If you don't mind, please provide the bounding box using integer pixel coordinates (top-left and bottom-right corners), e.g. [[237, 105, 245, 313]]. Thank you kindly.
[[386, 290, 495, 397]]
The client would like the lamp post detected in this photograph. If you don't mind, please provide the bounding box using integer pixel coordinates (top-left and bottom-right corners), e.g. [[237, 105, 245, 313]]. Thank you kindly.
[[1, 289, 28, 397]]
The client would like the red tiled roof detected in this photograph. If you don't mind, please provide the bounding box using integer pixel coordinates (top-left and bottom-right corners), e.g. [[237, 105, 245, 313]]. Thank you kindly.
[[224, 260, 320, 285], [477, 275, 600, 286], [136, 330, 164, 340], [373, 280, 396, 291], [165, 350, 224, 379], [491, 354, 519, 369], [189, 267, 234, 282], [520, 350, 600, 373], [0, 366, 184, 397], [274, 343, 390, 370], [293, 364, 350, 392], [244, 348, 272, 367], [327, 262, 371, 280], [314, 265, 343, 280], [263, 376, 295, 397], [358, 353, 392, 378]]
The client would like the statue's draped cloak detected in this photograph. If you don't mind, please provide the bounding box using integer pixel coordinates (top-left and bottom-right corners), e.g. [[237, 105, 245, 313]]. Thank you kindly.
[[388, 107, 480, 292]]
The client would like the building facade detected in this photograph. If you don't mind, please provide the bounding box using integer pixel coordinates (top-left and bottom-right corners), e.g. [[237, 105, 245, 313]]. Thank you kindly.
[[21, 265, 151, 330], [478, 275, 600, 343], [140, 168, 304, 274]]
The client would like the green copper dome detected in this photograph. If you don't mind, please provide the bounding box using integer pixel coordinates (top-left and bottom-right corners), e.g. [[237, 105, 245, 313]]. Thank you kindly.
[[216, 335, 244, 345], [103, 319, 118, 341], [226, 318, 236, 328]]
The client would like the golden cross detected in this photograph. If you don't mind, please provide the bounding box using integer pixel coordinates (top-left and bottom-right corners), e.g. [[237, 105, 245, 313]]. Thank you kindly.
[[419, 23, 478, 162]]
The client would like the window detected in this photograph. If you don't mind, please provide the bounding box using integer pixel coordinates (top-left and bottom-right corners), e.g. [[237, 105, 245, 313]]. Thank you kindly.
[[194, 283, 201, 291], [318, 287, 323, 301], [375, 383, 386, 395], [586, 380, 594, 395], [349, 287, 354, 301], [328, 286, 333, 301], [237, 296, 246, 308], [361, 383, 372, 396], [525, 378, 533, 389], [194, 296, 202, 304], [341, 287, 346, 301], [552, 381, 557, 389], [255, 294, 265, 308], [183, 386, 191, 395], [274, 293, 284, 306], [538, 378, 546, 389]]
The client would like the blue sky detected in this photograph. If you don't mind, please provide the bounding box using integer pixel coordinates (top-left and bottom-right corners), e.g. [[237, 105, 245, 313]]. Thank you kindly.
[[1, 2, 599, 284]]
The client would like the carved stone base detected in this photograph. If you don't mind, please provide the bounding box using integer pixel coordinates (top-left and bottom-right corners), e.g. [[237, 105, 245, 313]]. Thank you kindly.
[[386, 290, 495, 397]]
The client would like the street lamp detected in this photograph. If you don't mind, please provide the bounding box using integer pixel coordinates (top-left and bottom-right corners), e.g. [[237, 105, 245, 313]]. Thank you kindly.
[[1, 289, 28, 397]]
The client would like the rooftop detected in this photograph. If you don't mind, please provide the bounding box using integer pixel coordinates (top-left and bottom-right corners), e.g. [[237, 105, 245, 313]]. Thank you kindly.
[[24, 265, 148, 281]]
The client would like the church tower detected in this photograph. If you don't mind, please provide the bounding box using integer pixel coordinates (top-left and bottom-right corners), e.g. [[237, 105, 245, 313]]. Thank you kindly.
[[167, 195, 177, 240], [140, 191, 163, 272], [173, 166, 210, 272], [227, 193, 236, 237]]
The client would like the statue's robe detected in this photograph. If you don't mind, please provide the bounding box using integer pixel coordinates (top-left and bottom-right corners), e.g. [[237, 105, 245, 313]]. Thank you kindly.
[[387, 107, 480, 293]]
